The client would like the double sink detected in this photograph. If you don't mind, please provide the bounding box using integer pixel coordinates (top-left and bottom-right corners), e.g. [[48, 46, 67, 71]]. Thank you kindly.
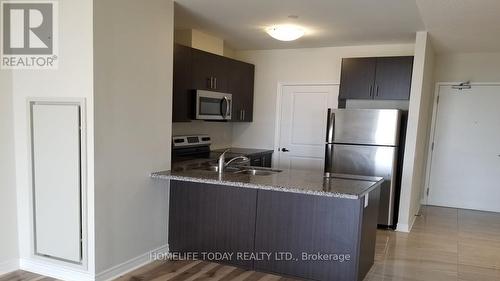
[[197, 165, 282, 176]]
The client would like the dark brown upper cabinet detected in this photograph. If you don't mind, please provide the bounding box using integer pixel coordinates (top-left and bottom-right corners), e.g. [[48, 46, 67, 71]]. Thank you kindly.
[[172, 44, 194, 122], [373, 57, 414, 100], [229, 60, 255, 122], [172, 44, 255, 122], [339, 56, 413, 101], [339, 57, 377, 100], [192, 48, 230, 92]]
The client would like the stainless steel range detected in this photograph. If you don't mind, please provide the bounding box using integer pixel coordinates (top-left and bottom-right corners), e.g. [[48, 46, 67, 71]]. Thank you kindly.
[[171, 135, 242, 163]]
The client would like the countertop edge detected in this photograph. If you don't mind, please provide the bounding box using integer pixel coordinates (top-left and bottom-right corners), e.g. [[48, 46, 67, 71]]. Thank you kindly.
[[150, 171, 384, 200]]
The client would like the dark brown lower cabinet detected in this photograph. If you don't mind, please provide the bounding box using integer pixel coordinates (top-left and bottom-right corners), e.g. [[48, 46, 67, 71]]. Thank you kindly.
[[249, 152, 273, 168], [254, 188, 380, 281], [169, 180, 257, 268], [169, 180, 381, 281]]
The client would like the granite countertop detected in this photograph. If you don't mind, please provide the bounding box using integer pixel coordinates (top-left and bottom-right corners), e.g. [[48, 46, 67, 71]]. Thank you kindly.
[[151, 162, 383, 199]]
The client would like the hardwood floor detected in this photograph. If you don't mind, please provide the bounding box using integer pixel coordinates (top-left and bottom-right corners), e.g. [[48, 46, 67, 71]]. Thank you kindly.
[[0, 270, 57, 281], [2, 206, 500, 281]]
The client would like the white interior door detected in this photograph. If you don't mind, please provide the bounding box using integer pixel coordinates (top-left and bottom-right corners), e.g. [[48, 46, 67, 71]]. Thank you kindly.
[[32, 102, 82, 263], [428, 85, 500, 212], [277, 84, 338, 171]]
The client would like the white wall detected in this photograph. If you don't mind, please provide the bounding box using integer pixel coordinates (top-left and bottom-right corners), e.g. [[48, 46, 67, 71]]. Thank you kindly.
[[11, 0, 95, 276], [0, 70, 19, 275], [232, 44, 415, 149], [434, 52, 500, 82], [93, 0, 173, 274], [397, 31, 435, 232]]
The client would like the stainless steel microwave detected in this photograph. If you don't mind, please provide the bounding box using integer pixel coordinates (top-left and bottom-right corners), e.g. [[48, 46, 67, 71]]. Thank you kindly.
[[195, 90, 232, 120]]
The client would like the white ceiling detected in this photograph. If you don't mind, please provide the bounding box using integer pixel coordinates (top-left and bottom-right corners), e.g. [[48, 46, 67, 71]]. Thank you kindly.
[[174, 0, 424, 50], [415, 0, 500, 53], [175, 0, 500, 53]]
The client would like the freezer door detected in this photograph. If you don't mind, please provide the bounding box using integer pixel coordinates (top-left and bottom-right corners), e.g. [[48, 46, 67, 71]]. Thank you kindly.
[[332, 109, 401, 146], [325, 144, 398, 226]]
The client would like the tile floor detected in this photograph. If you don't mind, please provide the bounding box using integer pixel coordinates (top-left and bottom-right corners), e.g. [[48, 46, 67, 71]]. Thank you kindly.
[[365, 206, 500, 281]]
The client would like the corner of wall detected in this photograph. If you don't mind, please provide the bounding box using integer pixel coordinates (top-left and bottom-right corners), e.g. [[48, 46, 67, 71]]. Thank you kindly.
[[398, 31, 436, 229], [0, 62, 20, 277]]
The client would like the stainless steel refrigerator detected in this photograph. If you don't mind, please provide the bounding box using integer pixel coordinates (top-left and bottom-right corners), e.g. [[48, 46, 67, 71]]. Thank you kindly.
[[325, 109, 401, 227]]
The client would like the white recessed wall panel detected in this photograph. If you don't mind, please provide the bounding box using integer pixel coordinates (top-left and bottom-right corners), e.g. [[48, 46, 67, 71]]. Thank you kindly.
[[31, 103, 82, 263]]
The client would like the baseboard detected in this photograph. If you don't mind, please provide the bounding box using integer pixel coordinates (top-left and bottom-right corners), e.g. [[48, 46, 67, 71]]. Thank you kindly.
[[395, 223, 410, 232], [95, 244, 169, 281], [19, 245, 169, 281], [0, 259, 19, 276], [396, 204, 421, 233], [20, 258, 94, 281]]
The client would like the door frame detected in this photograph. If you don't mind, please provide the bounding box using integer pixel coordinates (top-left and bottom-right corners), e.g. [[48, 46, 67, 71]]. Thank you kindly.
[[273, 82, 339, 167], [423, 82, 500, 205]]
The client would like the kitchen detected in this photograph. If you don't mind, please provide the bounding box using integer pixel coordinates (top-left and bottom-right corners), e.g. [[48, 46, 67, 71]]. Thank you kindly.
[[152, 4, 413, 279], [2, 1, 500, 281]]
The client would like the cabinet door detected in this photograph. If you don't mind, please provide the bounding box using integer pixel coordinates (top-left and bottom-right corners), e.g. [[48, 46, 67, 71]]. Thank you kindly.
[[250, 155, 263, 167], [191, 48, 231, 93], [339, 58, 376, 100], [254, 190, 362, 281], [262, 153, 273, 168], [172, 44, 193, 122], [192, 48, 217, 91], [230, 61, 255, 122], [212, 56, 231, 93], [374, 56, 413, 100], [169, 181, 257, 268]]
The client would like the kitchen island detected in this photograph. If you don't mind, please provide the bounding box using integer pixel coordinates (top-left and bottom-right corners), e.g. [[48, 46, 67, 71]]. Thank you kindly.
[[151, 164, 383, 281]]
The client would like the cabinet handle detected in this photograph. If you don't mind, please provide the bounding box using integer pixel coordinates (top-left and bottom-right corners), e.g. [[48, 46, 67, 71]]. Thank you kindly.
[[375, 84, 379, 97], [242, 110, 245, 120], [209, 77, 213, 89], [214, 77, 217, 89], [369, 85, 373, 97], [240, 110, 243, 120]]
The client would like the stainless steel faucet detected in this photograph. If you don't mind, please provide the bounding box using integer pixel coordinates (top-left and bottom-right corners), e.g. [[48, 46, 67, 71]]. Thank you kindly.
[[218, 149, 250, 175]]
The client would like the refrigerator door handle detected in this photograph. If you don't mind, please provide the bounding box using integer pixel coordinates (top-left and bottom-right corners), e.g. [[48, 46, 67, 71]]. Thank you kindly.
[[324, 144, 333, 176], [326, 108, 335, 143]]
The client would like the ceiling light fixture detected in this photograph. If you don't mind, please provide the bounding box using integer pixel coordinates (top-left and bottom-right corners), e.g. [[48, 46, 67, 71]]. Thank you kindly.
[[266, 24, 305, 41]]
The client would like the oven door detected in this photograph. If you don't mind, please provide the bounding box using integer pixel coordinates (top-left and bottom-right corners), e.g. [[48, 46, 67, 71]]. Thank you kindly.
[[196, 90, 232, 120]]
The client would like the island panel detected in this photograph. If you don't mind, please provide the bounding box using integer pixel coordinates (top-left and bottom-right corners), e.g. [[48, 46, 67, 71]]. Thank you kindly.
[[169, 180, 257, 268], [254, 189, 362, 281]]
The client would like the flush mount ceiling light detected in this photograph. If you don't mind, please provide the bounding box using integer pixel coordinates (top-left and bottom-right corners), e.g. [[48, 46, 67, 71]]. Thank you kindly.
[[266, 24, 305, 41]]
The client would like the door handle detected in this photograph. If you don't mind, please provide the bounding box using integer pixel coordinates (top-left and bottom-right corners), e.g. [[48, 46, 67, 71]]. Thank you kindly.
[[326, 108, 335, 143], [281, 148, 290, 152]]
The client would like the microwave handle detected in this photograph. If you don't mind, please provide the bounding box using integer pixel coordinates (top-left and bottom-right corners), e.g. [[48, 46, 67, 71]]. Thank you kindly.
[[220, 96, 229, 119], [225, 97, 230, 118]]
